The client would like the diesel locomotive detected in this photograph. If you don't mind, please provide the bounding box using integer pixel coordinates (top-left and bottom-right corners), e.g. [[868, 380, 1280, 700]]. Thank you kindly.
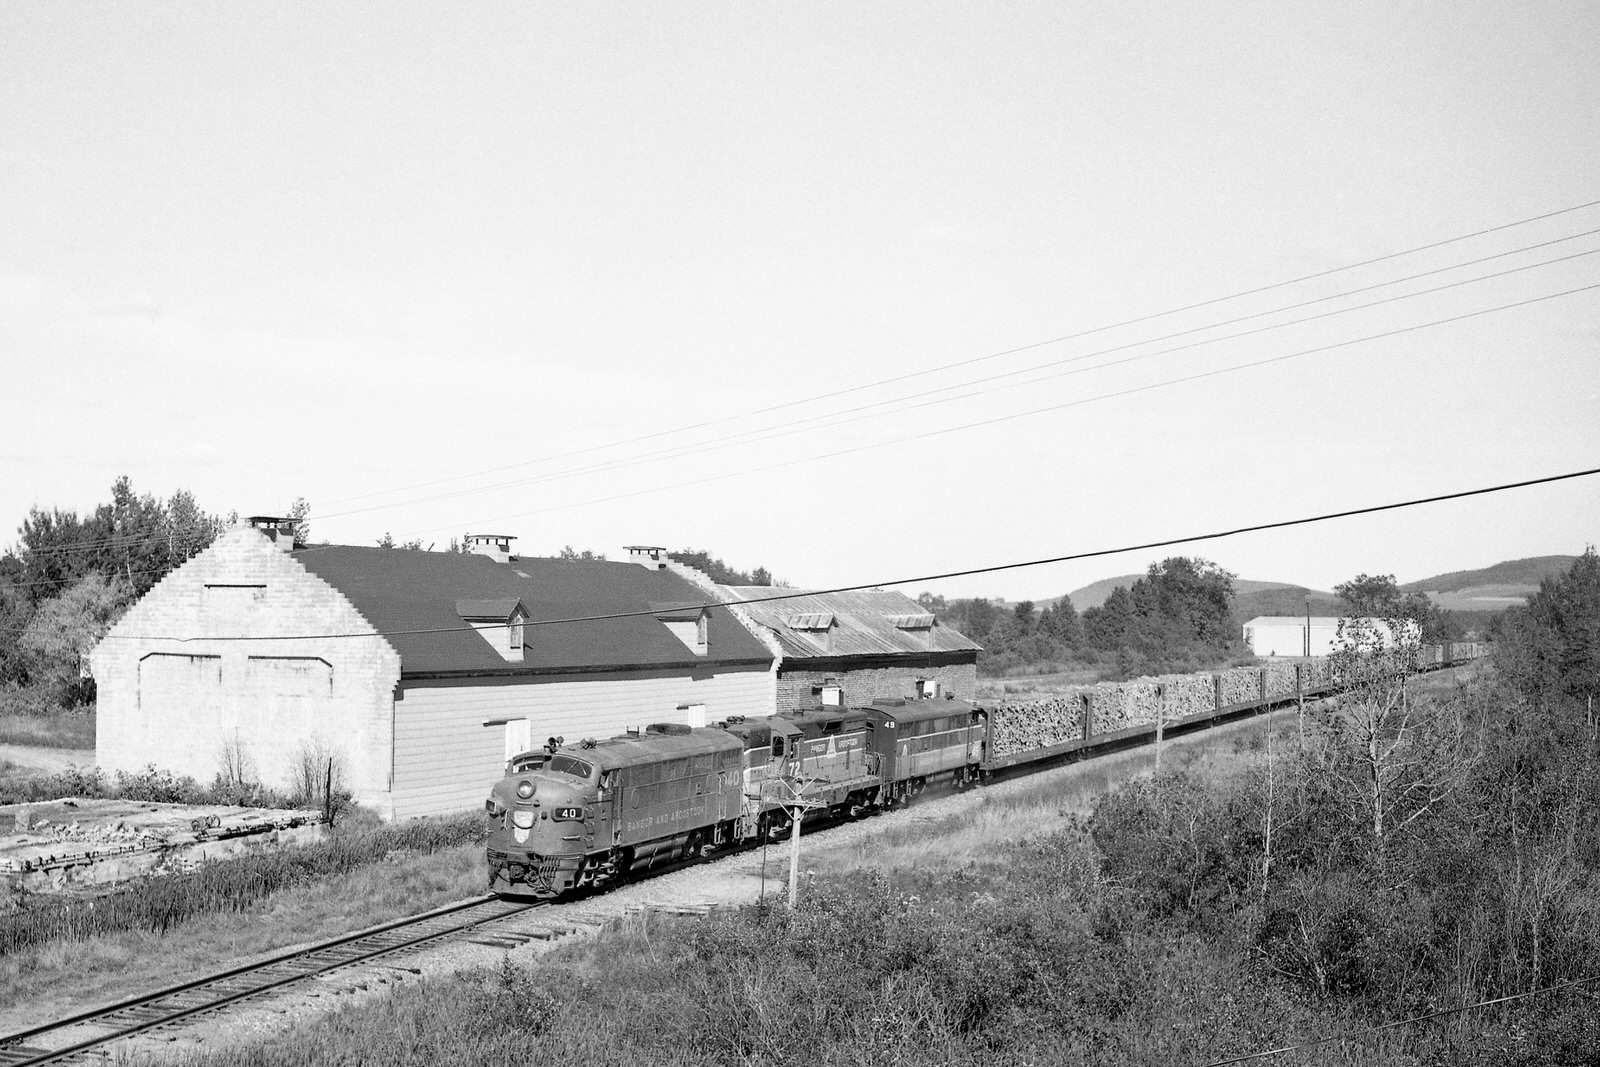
[[485, 697, 984, 897], [485, 642, 1486, 898]]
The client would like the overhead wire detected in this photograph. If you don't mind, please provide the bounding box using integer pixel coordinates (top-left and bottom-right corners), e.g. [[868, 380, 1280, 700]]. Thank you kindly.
[[423, 279, 1600, 534], [11, 207, 1599, 556], [9, 203, 1599, 562], [311, 196, 1600, 511], [76, 463, 1600, 643], [315, 242, 1600, 521]]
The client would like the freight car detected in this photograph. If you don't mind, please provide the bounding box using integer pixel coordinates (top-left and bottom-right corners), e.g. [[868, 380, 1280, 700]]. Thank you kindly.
[[485, 643, 1484, 898]]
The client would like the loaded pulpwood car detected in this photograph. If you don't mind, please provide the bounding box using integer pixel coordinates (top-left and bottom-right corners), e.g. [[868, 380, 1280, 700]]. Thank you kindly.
[[486, 649, 1483, 898]]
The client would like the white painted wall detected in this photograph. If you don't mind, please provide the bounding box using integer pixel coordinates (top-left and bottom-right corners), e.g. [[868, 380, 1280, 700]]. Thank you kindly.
[[91, 528, 401, 813], [389, 666, 773, 818]]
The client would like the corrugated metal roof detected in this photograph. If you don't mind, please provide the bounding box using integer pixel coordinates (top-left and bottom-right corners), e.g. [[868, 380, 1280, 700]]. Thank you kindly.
[[719, 586, 983, 659], [293, 547, 772, 676], [1246, 616, 1360, 626]]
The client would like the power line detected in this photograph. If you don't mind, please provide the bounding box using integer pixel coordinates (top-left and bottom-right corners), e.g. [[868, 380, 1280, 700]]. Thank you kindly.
[[1198, 972, 1600, 1066], [426, 280, 1600, 535], [12, 273, 1591, 574], [316, 243, 1600, 521], [87, 463, 1600, 643], [12, 217, 1597, 555], [313, 196, 1600, 511]]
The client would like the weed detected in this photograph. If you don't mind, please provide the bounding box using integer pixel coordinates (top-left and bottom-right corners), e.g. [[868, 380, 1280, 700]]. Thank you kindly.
[[0, 813, 486, 955]]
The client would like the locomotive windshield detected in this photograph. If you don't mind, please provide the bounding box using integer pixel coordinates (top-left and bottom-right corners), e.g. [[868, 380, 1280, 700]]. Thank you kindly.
[[545, 755, 594, 779]]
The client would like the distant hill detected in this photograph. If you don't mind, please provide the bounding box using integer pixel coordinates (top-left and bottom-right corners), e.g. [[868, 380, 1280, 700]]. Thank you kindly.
[[1393, 555, 1578, 612], [1064, 574, 1145, 611], [1232, 586, 1344, 622], [1053, 554, 1579, 620], [1066, 574, 1339, 619]]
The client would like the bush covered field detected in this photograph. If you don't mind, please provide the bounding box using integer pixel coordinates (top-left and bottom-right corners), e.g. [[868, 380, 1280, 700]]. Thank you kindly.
[[0, 707, 94, 750], [0, 813, 485, 955], [1, 760, 328, 809], [160, 553, 1600, 1066]]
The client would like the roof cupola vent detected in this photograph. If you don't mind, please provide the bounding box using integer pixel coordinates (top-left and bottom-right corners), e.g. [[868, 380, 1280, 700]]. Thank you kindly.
[[464, 533, 516, 564], [246, 515, 298, 552], [624, 545, 669, 570]]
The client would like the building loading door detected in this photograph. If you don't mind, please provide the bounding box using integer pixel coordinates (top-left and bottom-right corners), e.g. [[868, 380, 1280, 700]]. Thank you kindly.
[[504, 719, 531, 763]]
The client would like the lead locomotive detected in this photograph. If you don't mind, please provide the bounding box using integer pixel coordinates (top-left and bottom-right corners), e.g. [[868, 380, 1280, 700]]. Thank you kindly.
[[484, 698, 987, 897]]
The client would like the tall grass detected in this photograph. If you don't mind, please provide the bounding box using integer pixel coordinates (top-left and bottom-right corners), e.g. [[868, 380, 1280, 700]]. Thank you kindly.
[[0, 709, 95, 750], [0, 813, 485, 955], [161, 841, 1446, 1067]]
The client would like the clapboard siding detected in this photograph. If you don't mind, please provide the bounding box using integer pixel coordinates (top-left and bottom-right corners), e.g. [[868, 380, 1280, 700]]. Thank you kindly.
[[389, 666, 774, 818]]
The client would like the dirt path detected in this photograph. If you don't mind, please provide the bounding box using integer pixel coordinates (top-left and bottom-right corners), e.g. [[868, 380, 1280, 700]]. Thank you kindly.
[[0, 743, 95, 776]]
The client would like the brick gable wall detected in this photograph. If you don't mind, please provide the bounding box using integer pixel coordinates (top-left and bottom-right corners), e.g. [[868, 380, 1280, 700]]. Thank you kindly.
[[90, 528, 402, 814]]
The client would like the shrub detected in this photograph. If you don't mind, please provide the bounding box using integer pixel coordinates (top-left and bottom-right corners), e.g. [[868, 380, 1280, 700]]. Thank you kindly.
[[0, 812, 486, 954]]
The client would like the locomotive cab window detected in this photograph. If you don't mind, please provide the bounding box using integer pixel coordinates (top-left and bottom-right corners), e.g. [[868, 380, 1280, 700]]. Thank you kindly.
[[771, 736, 786, 757], [545, 756, 593, 780]]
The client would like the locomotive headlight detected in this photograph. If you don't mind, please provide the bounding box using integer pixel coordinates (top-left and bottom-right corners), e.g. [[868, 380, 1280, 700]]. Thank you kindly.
[[516, 780, 535, 799]]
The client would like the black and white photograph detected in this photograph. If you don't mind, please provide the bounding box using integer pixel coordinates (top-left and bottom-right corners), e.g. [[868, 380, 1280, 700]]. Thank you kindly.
[[2, 2, 1598, 1063]]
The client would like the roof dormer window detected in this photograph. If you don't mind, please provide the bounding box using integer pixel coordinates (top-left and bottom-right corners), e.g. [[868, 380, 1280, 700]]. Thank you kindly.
[[455, 597, 529, 662], [651, 602, 710, 656], [509, 614, 524, 651]]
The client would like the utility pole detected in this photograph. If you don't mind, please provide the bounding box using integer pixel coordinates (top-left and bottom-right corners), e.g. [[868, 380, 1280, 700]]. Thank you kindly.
[[1304, 594, 1312, 659], [777, 776, 822, 910], [1154, 682, 1166, 773], [787, 800, 804, 908], [1301, 594, 1312, 740]]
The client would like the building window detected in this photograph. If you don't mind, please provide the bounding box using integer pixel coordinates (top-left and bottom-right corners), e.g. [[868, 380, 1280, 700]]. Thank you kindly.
[[696, 611, 708, 650], [821, 685, 843, 707], [509, 616, 524, 650]]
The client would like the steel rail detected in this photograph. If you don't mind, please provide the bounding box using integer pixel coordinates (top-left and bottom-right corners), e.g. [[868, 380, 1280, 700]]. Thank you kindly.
[[0, 894, 540, 1066]]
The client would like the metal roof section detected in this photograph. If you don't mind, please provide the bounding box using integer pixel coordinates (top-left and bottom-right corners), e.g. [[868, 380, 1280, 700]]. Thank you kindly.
[[719, 586, 983, 659], [783, 612, 834, 631], [886, 613, 935, 628]]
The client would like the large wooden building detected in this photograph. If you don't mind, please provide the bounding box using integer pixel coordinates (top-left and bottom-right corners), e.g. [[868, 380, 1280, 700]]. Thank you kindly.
[[91, 524, 774, 818]]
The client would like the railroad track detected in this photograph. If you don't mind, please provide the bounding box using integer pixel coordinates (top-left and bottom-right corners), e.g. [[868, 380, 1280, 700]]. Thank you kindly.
[[0, 894, 560, 1066]]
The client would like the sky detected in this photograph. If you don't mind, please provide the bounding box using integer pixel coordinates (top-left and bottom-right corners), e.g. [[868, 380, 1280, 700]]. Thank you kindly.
[[2, 1, 1597, 604]]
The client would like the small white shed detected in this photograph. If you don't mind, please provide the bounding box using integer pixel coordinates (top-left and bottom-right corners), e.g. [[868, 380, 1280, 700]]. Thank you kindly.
[[1242, 616, 1418, 657]]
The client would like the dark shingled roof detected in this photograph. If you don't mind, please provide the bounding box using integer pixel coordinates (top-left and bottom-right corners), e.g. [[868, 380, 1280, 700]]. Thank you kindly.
[[293, 547, 773, 676]]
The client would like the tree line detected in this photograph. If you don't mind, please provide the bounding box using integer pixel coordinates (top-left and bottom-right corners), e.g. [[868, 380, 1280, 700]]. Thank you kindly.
[[922, 556, 1249, 677], [922, 558, 1472, 679], [0, 477, 233, 713]]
